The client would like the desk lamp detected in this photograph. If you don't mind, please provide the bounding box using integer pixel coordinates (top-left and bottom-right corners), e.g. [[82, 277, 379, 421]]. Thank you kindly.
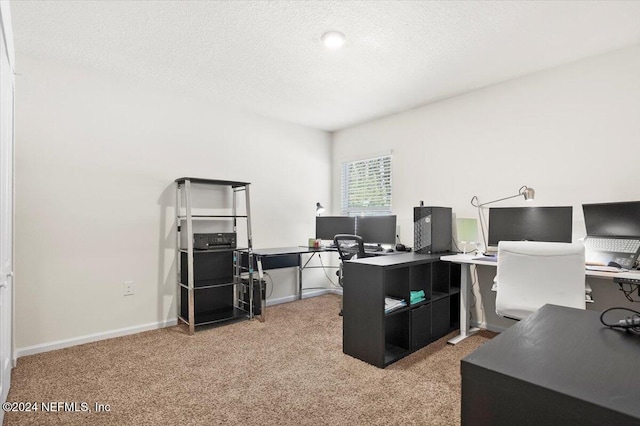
[[471, 185, 535, 252], [316, 202, 326, 216]]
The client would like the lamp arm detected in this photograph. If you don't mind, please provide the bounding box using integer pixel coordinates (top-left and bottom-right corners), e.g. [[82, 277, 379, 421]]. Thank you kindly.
[[477, 204, 488, 252], [470, 186, 532, 253], [477, 192, 523, 208]]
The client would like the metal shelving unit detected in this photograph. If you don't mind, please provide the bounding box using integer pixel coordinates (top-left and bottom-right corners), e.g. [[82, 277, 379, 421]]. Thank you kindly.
[[175, 177, 259, 335]]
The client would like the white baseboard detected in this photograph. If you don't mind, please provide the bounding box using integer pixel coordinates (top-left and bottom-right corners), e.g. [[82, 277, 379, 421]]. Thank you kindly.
[[16, 319, 178, 358], [16, 290, 342, 358], [470, 319, 508, 334], [266, 288, 341, 306]]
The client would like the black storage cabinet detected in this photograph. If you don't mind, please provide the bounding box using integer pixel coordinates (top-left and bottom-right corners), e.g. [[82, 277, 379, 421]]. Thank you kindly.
[[343, 253, 460, 368]]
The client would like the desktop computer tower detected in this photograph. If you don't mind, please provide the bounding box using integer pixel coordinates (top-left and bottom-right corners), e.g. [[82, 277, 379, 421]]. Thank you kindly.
[[240, 278, 266, 316], [414, 206, 452, 254]]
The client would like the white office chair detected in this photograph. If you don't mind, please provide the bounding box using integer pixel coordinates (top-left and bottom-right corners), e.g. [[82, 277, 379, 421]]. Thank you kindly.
[[494, 241, 586, 320]]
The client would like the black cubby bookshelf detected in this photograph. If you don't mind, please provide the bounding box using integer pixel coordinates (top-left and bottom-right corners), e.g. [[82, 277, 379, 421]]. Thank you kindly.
[[343, 253, 459, 368]]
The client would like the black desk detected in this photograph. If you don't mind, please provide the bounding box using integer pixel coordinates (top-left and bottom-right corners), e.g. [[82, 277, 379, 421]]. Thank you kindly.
[[246, 246, 392, 292], [241, 246, 397, 320], [251, 246, 333, 272], [240, 247, 338, 315], [461, 304, 640, 425]]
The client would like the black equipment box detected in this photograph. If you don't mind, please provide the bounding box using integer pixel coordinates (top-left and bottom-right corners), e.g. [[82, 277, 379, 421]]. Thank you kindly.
[[241, 278, 266, 315], [194, 233, 237, 250], [414, 206, 452, 254]]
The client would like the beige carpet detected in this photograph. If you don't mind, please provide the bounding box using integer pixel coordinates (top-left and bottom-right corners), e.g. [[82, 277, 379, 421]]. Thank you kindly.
[[4, 294, 495, 425]]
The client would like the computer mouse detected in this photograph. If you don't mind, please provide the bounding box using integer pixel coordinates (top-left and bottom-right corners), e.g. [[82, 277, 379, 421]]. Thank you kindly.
[[607, 261, 622, 269], [385, 248, 394, 253]]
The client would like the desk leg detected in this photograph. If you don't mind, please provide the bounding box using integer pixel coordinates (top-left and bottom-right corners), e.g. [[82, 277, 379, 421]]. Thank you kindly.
[[448, 263, 480, 345], [298, 254, 303, 300], [259, 276, 266, 322]]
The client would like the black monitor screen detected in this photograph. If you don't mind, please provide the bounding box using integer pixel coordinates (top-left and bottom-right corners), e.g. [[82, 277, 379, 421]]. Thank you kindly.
[[582, 201, 640, 237], [315, 216, 356, 240], [487, 207, 573, 247], [356, 215, 397, 245]]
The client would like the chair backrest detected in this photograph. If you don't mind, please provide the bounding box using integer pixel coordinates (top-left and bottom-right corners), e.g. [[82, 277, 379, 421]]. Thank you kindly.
[[495, 241, 585, 320], [333, 234, 366, 261]]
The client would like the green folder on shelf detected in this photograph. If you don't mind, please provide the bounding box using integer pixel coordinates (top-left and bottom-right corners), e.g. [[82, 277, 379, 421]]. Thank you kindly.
[[410, 290, 425, 305]]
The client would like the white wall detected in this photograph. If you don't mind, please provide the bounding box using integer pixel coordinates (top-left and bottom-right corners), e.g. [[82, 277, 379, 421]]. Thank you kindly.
[[14, 54, 333, 351], [333, 45, 640, 331]]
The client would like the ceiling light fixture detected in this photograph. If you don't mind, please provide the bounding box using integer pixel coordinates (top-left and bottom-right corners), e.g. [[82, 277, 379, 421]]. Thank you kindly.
[[321, 31, 346, 49]]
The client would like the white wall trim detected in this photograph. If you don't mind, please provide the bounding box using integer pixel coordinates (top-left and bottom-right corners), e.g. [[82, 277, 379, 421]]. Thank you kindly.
[[15, 291, 342, 358], [15, 319, 178, 358], [0, 1, 15, 71], [0, 357, 9, 424], [266, 288, 341, 306], [470, 319, 508, 334]]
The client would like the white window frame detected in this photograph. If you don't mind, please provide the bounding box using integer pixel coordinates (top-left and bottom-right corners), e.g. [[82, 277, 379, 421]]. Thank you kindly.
[[340, 152, 392, 216]]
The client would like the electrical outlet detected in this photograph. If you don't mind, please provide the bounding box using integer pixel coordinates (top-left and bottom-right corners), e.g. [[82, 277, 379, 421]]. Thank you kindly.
[[123, 281, 134, 296]]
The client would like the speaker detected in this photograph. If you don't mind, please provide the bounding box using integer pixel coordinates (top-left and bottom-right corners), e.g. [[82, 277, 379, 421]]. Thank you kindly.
[[414, 206, 452, 254]]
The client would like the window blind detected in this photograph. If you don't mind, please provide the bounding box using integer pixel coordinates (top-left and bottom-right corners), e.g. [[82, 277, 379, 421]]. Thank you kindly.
[[340, 154, 392, 216]]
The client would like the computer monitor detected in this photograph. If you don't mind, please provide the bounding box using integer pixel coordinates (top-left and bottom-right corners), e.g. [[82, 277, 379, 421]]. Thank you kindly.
[[582, 201, 640, 237], [315, 216, 356, 241], [487, 207, 573, 248], [355, 215, 397, 245]]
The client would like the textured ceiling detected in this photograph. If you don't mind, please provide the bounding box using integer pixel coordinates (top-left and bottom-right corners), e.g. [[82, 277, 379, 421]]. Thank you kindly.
[[10, 1, 640, 131]]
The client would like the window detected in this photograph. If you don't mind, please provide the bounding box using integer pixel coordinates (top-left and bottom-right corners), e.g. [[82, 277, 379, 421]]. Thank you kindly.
[[340, 153, 392, 216]]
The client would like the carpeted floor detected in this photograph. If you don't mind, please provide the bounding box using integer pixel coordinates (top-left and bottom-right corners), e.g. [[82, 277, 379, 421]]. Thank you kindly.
[[4, 294, 495, 425]]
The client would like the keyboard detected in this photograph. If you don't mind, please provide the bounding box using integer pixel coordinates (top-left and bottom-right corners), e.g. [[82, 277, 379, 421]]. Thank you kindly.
[[584, 238, 640, 254]]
